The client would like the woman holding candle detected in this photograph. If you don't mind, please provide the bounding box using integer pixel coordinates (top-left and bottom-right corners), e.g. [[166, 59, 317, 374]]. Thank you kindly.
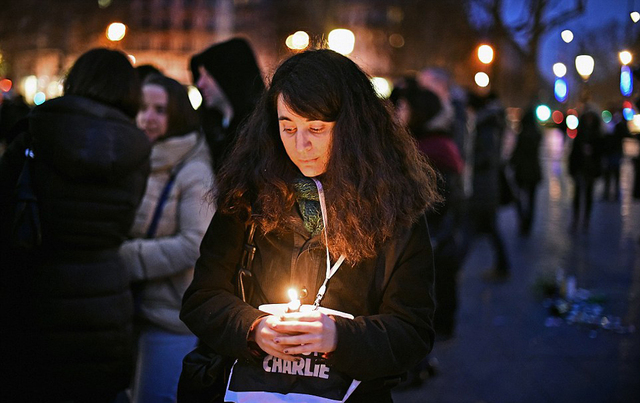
[[180, 49, 440, 402]]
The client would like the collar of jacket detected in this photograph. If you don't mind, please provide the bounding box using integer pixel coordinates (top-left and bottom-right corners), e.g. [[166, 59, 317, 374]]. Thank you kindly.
[[150, 131, 203, 173]]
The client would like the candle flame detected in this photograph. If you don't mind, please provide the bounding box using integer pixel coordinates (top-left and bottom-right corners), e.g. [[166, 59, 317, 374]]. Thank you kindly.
[[287, 288, 298, 302]]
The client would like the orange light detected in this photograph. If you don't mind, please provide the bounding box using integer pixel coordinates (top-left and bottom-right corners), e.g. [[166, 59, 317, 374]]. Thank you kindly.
[[0, 78, 12, 92]]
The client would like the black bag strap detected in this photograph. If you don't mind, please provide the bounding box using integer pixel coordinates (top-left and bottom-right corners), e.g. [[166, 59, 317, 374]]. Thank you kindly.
[[11, 146, 42, 249], [236, 221, 258, 302], [146, 171, 179, 238], [146, 136, 204, 239]]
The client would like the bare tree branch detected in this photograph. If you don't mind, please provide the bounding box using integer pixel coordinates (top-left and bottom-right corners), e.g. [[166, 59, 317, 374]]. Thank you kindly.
[[542, 0, 586, 34]]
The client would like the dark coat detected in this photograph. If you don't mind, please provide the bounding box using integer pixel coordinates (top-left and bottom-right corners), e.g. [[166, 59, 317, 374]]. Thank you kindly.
[[568, 110, 603, 180], [510, 115, 542, 187], [181, 210, 436, 402], [471, 99, 505, 211], [0, 95, 151, 402]]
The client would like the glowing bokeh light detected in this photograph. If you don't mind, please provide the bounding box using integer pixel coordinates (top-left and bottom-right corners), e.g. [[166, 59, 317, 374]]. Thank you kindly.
[[477, 45, 494, 64], [388, 33, 405, 48], [0, 78, 12, 92], [601, 110, 613, 124], [561, 30, 574, 43], [575, 55, 595, 80], [536, 105, 551, 122], [187, 85, 203, 110], [623, 107, 634, 121], [619, 51, 633, 65], [98, 0, 112, 8], [34, 92, 46, 105], [371, 77, 392, 98], [328, 29, 355, 55], [553, 62, 567, 77], [567, 128, 578, 139], [474, 72, 490, 87], [552, 110, 564, 124], [554, 78, 568, 103], [621, 65, 633, 97], [128, 54, 136, 65], [46, 80, 63, 98], [106, 22, 126, 42], [631, 12, 640, 23], [23, 75, 38, 104], [285, 31, 310, 51], [566, 114, 579, 130]]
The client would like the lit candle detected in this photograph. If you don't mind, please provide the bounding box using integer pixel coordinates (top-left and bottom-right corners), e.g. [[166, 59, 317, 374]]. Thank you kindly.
[[286, 288, 301, 313]]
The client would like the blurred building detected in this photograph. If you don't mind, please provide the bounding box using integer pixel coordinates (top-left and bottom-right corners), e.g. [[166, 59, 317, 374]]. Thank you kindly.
[[0, 0, 479, 105]]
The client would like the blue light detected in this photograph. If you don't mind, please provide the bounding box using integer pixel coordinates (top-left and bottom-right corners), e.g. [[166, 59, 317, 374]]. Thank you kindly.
[[623, 107, 634, 121], [554, 78, 568, 103], [621, 65, 633, 97], [33, 92, 46, 105]]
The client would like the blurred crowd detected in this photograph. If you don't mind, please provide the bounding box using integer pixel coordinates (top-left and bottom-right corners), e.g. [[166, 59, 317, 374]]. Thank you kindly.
[[0, 37, 637, 402]]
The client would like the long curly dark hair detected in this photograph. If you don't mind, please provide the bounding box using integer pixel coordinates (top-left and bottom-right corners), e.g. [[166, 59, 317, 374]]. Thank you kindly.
[[215, 49, 441, 263]]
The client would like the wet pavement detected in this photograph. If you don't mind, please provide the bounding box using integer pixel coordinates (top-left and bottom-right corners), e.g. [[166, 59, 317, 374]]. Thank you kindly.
[[392, 129, 640, 403]]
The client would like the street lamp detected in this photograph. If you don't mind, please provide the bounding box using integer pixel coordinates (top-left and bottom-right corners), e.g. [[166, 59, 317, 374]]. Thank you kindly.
[[552, 62, 567, 78], [619, 50, 633, 65], [561, 30, 574, 43], [328, 29, 355, 55], [552, 63, 568, 103], [106, 22, 126, 42], [575, 54, 594, 81], [285, 31, 310, 51], [474, 72, 490, 88], [477, 44, 494, 64], [619, 51, 633, 97]]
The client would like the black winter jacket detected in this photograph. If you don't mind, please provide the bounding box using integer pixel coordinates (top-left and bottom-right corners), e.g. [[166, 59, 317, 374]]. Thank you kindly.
[[0, 95, 151, 402], [181, 210, 436, 402]]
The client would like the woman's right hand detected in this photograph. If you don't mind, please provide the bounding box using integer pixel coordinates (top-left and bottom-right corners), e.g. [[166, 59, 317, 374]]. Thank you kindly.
[[252, 315, 300, 362]]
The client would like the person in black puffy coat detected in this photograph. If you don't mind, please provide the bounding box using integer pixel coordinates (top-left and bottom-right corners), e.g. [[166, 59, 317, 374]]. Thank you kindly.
[[0, 48, 151, 403]]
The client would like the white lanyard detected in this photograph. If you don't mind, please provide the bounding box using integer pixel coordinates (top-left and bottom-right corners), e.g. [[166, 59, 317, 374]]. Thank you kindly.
[[311, 178, 345, 309]]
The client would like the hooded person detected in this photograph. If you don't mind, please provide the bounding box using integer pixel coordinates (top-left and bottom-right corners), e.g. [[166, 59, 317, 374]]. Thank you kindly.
[[190, 37, 265, 172]]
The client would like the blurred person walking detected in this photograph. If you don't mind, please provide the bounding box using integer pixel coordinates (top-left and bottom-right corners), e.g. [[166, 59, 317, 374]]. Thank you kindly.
[[568, 108, 603, 232], [190, 37, 265, 172], [0, 48, 151, 403], [119, 73, 214, 403], [601, 108, 628, 202], [509, 107, 543, 236], [467, 91, 510, 282]]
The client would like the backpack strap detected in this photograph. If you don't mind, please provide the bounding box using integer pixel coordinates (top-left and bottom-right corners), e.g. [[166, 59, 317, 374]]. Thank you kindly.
[[146, 135, 204, 238], [11, 146, 42, 249]]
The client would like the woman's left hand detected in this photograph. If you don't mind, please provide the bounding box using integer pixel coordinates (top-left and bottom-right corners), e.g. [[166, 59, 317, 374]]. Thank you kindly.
[[267, 310, 338, 355]]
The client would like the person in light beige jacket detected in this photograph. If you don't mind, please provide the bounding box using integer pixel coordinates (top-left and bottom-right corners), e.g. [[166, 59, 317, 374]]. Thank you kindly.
[[119, 73, 215, 403]]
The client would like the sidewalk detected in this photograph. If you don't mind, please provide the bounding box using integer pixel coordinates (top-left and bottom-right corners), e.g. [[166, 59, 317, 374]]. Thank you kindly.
[[392, 129, 640, 403]]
